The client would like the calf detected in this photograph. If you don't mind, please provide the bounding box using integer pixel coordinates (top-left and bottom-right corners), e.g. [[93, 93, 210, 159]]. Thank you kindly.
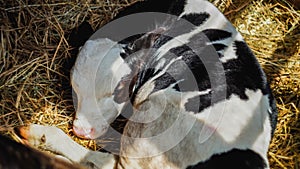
[[15, 0, 277, 168]]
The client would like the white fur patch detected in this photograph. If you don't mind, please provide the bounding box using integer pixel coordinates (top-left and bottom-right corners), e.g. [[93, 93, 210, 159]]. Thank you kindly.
[[193, 89, 271, 161]]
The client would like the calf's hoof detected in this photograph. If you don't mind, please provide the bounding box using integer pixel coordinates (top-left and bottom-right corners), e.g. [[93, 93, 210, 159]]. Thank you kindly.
[[13, 125, 31, 144]]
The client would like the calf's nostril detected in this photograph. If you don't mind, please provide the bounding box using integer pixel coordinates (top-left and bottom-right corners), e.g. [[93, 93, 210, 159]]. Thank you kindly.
[[72, 125, 94, 139]]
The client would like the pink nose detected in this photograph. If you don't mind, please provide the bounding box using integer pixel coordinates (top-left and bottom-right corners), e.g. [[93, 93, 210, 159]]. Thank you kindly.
[[73, 125, 95, 139]]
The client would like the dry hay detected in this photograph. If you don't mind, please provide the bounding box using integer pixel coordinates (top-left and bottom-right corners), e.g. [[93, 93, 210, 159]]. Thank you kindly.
[[0, 0, 299, 168]]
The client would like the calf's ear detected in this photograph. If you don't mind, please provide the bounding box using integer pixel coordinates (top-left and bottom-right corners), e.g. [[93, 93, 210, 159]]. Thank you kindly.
[[68, 21, 94, 49], [114, 27, 167, 104], [113, 73, 138, 104]]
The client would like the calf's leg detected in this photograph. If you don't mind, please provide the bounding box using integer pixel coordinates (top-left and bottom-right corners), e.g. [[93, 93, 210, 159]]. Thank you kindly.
[[14, 124, 116, 169]]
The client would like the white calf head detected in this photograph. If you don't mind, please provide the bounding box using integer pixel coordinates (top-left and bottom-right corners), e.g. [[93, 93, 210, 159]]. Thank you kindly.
[[71, 38, 130, 139]]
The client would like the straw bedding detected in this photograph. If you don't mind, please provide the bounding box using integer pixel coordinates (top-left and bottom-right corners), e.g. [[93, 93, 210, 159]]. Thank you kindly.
[[0, 0, 299, 168]]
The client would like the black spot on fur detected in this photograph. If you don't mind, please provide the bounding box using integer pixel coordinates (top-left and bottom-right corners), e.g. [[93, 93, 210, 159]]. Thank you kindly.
[[115, 0, 186, 18], [186, 149, 267, 169], [154, 72, 178, 91], [181, 13, 210, 26], [202, 29, 232, 42], [152, 35, 174, 48], [156, 37, 269, 113], [212, 43, 227, 52], [222, 41, 267, 99], [185, 41, 269, 113]]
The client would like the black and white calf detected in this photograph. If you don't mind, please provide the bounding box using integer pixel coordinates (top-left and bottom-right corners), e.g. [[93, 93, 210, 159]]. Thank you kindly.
[[15, 0, 277, 168]]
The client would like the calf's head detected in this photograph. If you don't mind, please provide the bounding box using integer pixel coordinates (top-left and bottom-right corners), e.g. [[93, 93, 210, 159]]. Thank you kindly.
[[71, 38, 130, 139]]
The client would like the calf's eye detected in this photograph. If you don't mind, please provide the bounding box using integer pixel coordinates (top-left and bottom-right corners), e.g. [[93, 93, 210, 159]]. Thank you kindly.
[[41, 134, 46, 143]]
